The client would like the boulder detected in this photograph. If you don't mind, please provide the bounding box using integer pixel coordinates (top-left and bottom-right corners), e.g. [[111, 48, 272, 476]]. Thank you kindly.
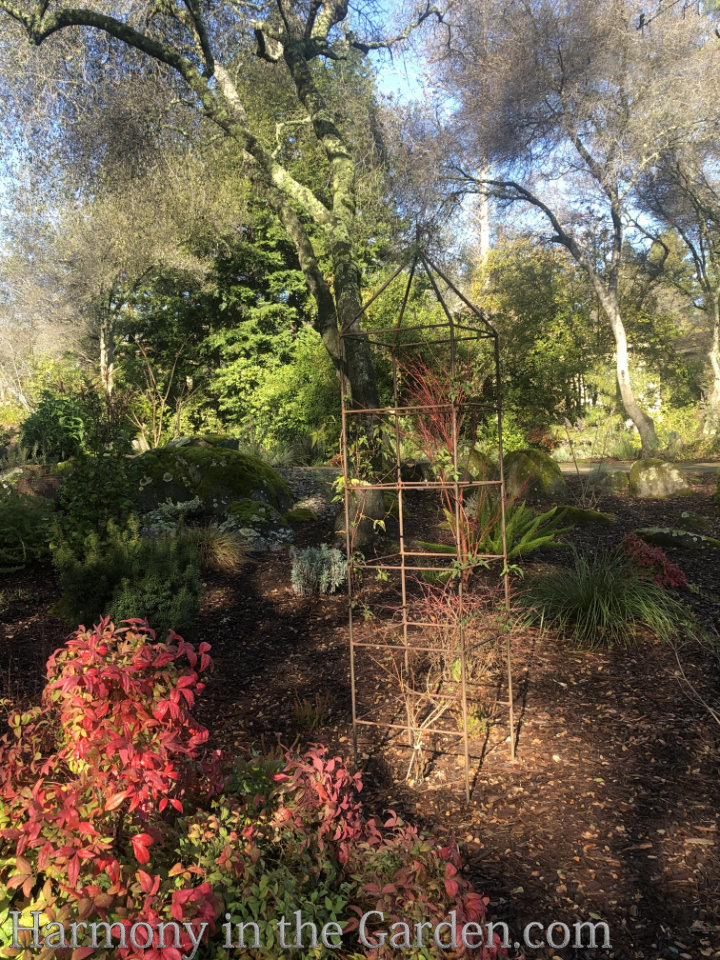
[[588, 465, 630, 495], [557, 506, 616, 525], [284, 506, 318, 524], [226, 498, 287, 528], [335, 485, 385, 549], [678, 509, 710, 533], [635, 527, 720, 551], [503, 449, 566, 500], [15, 465, 62, 502], [628, 459, 691, 498], [133, 441, 292, 514], [463, 449, 496, 481]]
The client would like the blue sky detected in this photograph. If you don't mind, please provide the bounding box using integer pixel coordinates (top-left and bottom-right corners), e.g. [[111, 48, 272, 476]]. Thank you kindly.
[[373, 50, 424, 101]]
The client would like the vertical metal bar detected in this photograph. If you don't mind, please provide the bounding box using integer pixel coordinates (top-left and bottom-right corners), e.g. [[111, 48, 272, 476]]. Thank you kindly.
[[449, 327, 471, 802], [341, 380, 359, 768], [494, 333, 515, 762], [393, 351, 413, 748]]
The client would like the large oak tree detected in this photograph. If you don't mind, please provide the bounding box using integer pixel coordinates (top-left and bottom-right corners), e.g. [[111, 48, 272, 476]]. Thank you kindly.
[[0, 0, 437, 420]]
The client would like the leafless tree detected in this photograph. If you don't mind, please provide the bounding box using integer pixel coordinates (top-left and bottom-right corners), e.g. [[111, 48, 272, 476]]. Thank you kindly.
[[429, 0, 720, 454]]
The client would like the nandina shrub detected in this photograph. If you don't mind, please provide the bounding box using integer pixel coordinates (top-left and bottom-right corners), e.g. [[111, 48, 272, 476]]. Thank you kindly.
[[0, 624, 504, 960], [0, 619, 223, 958], [181, 746, 506, 959], [621, 533, 688, 590]]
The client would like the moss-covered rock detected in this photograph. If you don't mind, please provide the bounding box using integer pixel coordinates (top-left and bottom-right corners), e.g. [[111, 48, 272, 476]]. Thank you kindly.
[[133, 442, 292, 514], [503, 449, 566, 499], [199, 433, 241, 451], [285, 506, 318, 524], [464, 449, 497, 481], [226, 498, 286, 528], [628, 459, 691, 498], [636, 527, 720, 551], [678, 509, 710, 533], [588, 465, 630, 495], [335, 486, 385, 548], [557, 506, 616, 525]]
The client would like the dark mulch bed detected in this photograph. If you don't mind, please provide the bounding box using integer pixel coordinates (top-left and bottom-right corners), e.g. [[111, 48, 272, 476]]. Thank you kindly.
[[1, 476, 719, 959]]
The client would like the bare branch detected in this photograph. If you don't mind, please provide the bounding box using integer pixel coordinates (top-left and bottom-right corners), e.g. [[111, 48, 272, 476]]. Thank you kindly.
[[349, 2, 444, 53]]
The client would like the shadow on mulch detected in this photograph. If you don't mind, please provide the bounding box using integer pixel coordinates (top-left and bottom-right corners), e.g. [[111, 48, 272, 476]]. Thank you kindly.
[[1, 479, 719, 959]]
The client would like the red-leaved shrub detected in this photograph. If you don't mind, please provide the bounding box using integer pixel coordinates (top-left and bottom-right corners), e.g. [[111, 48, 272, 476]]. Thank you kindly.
[[0, 619, 223, 959], [622, 533, 688, 590], [0, 621, 505, 959]]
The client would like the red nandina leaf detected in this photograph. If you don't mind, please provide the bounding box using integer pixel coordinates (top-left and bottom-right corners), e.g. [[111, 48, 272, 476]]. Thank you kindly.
[[105, 791, 129, 812], [131, 833, 153, 865]]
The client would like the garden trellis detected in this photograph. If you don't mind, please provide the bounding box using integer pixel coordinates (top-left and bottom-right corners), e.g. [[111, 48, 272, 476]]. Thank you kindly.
[[340, 249, 516, 801]]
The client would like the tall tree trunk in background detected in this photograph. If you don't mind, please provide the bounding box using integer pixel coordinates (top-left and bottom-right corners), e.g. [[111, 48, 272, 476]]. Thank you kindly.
[[705, 295, 720, 432], [595, 284, 659, 456], [99, 314, 115, 401], [477, 169, 491, 267]]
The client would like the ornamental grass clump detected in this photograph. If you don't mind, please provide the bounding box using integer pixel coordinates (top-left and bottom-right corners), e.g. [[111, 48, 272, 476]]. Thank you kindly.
[[518, 547, 691, 649]]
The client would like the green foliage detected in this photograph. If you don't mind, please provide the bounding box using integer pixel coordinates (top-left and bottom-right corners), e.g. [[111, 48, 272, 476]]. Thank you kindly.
[[19, 390, 94, 461], [19, 386, 133, 462], [56, 454, 141, 554], [472, 239, 607, 434], [212, 326, 340, 453], [290, 544, 347, 595], [54, 520, 202, 638], [517, 548, 691, 648], [0, 489, 54, 572], [419, 495, 570, 565]]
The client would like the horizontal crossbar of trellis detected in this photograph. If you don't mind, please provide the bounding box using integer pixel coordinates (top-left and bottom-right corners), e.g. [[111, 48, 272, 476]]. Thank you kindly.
[[361, 549, 503, 562], [354, 718, 467, 739], [343, 402, 498, 415], [353, 623, 506, 636], [352, 559, 504, 573], [342, 481, 503, 493], [342, 319, 497, 339]]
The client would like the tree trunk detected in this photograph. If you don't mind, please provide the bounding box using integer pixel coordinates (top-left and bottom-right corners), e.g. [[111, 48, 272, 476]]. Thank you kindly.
[[333, 244, 379, 412], [477, 164, 491, 266], [704, 294, 720, 433], [99, 314, 115, 401], [596, 287, 659, 456]]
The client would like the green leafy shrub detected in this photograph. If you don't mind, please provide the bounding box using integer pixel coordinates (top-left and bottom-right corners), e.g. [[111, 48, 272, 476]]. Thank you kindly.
[[54, 521, 202, 638], [18, 390, 90, 462], [0, 490, 54, 572], [517, 547, 691, 648], [56, 454, 142, 555], [290, 544, 347, 595], [19, 388, 132, 463]]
